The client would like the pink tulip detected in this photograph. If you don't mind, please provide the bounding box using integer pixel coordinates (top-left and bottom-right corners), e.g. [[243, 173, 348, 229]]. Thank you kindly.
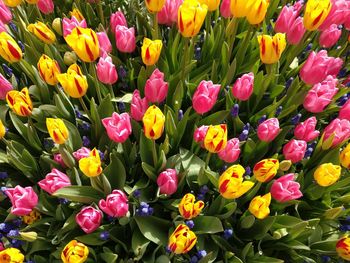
[[339, 100, 350, 120], [62, 16, 87, 37], [270, 174, 303, 202], [157, 169, 178, 195], [231, 72, 254, 101], [110, 11, 127, 32], [0, 20, 6, 33], [158, 0, 183, 25], [73, 147, 91, 160], [274, 1, 303, 33], [115, 25, 136, 53], [97, 31, 112, 56], [99, 190, 129, 217], [303, 75, 338, 113], [192, 80, 221, 114], [257, 118, 281, 142], [193, 125, 209, 146], [320, 0, 349, 30], [287, 17, 306, 45], [38, 169, 71, 195], [96, 53, 118, 85], [283, 139, 307, 163], [218, 138, 240, 163], [130, 90, 148, 121], [37, 0, 54, 14], [327, 57, 343, 77], [102, 112, 132, 143], [144, 69, 168, 103], [0, 242, 4, 251], [0, 0, 11, 24], [76, 206, 103, 234], [53, 154, 67, 168], [5, 186, 38, 216], [294, 117, 320, 142], [0, 73, 12, 99], [219, 0, 232, 18], [323, 118, 350, 147], [319, 24, 342, 48]]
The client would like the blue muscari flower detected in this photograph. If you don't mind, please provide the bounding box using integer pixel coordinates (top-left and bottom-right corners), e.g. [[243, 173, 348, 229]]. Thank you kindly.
[[82, 136, 90, 147], [0, 172, 8, 179], [230, 104, 239, 118], [267, 24, 273, 32], [0, 222, 12, 233], [118, 102, 126, 113], [18, 41, 25, 53], [225, 85, 230, 91], [197, 193, 205, 201], [245, 166, 251, 175], [304, 147, 314, 158], [100, 231, 110, 241], [7, 229, 19, 237], [239, 130, 249, 141], [82, 122, 91, 131], [339, 224, 350, 232], [12, 219, 22, 227], [220, 165, 228, 174], [285, 77, 294, 89], [338, 94, 349, 106], [223, 228, 233, 239], [275, 106, 283, 117], [338, 69, 347, 78], [190, 256, 199, 263], [305, 43, 312, 52], [194, 46, 201, 60], [118, 66, 127, 79], [186, 220, 194, 229], [346, 216, 350, 222], [178, 110, 184, 121], [197, 250, 207, 258], [321, 255, 331, 263], [133, 189, 141, 198], [200, 185, 209, 194], [10, 239, 23, 248], [26, 261, 35, 263], [98, 150, 105, 161], [346, 82, 350, 88], [291, 113, 302, 125], [2, 64, 13, 77], [136, 202, 153, 216], [258, 115, 267, 125], [0, 186, 7, 194], [8, 22, 17, 32], [74, 107, 83, 119], [58, 198, 69, 205]]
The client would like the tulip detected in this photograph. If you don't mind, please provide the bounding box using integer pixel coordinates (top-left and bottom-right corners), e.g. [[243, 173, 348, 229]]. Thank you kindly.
[[65, 27, 99, 62], [61, 240, 89, 263], [0, 119, 5, 139], [178, 0, 208, 38], [76, 206, 103, 234], [193, 80, 221, 114], [218, 138, 241, 163], [63, 51, 78, 65], [98, 189, 129, 217], [257, 33, 286, 64], [141, 38, 162, 66], [303, 0, 332, 31], [22, 209, 41, 225], [130, 90, 148, 121], [115, 25, 136, 53], [145, 68, 168, 103], [62, 16, 87, 37], [158, 0, 183, 25], [5, 186, 38, 216], [337, 236, 350, 261], [253, 159, 280, 183], [323, 118, 350, 147], [0, 72, 12, 99], [193, 125, 209, 145], [220, 0, 231, 18], [283, 139, 307, 163], [27, 22, 56, 44], [0, 248, 24, 263], [270, 174, 303, 202], [6, 87, 33, 117], [248, 193, 271, 219], [294, 117, 320, 142], [257, 118, 281, 142], [70, 8, 84, 22], [340, 144, 350, 169], [339, 100, 350, 121], [52, 18, 62, 35], [198, 0, 220, 11], [0, 242, 3, 251], [320, 0, 349, 30], [73, 147, 91, 161], [53, 153, 67, 168], [0, 0, 12, 24], [303, 75, 338, 113], [38, 168, 71, 195], [0, 32, 22, 63], [168, 224, 197, 254], [178, 193, 204, 219], [142, 105, 165, 140], [0, 20, 5, 33], [37, 54, 61, 86], [287, 17, 306, 45], [79, 148, 103, 177], [96, 53, 118, 85], [25, 0, 38, 3], [219, 165, 254, 199], [157, 169, 178, 195], [46, 118, 69, 144], [96, 32, 112, 56], [145, 0, 166, 13], [231, 73, 254, 101], [274, 4, 300, 33], [319, 24, 342, 48], [327, 56, 343, 77], [230, 0, 248, 18], [246, 0, 269, 25], [110, 11, 127, 32], [314, 163, 341, 187], [3, 0, 21, 7], [102, 112, 132, 143], [204, 124, 227, 153], [57, 64, 88, 98], [37, 0, 54, 14]]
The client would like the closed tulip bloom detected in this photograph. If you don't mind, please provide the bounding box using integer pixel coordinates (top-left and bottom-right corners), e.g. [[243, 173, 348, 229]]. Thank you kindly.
[[99, 189, 129, 217], [37, 54, 61, 85], [337, 236, 350, 261], [38, 168, 71, 194], [53, 153, 67, 168], [178, 0, 208, 38], [46, 118, 69, 144], [257, 33, 286, 64], [303, 75, 338, 113], [253, 159, 280, 182], [283, 139, 307, 163], [145, 0, 166, 13], [27, 22, 56, 44], [220, 0, 231, 18], [303, 0, 332, 31], [232, 72, 254, 101], [79, 148, 103, 177], [339, 100, 350, 121], [96, 53, 118, 85], [218, 138, 241, 163], [320, 0, 349, 30], [57, 64, 88, 98], [70, 8, 84, 22], [0, 0, 12, 24], [193, 125, 209, 145], [5, 186, 38, 216], [102, 112, 132, 143], [76, 206, 103, 234], [327, 56, 343, 77], [248, 193, 271, 219], [340, 144, 350, 169], [323, 118, 350, 147], [168, 224, 197, 254], [193, 80, 221, 114], [62, 16, 87, 37], [294, 117, 320, 142], [3, 0, 21, 7], [319, 24, 342, 48], [287, 17, 306, 45], [37, 0, 54, 14], [158, 0, 183, 25], [274, 4, 301, 33], [142, 105, 165, 140], [6, 87, 33, 117], [157, 169, 178, 195], [257, 118, 281, 142], [230, 0, 248, 18], [65, 27, 99, 62], [130, 90, 148, 121], [0, 20, 6, 33], [73, 147, 91, 161], [25, 0, 38, 3], [0, 32, 22, 63], [198, 0, 220, 11], [204, 124, 227, 153], [96, 32, 112, 56], [61, 240, 89, 263], [271, 174, 303, 202], [115, 26, 136, 53], [219, 165, 254, 199], [246, 0, 269, 25], [314, 163, 341, 186], [0, 248, 24, 263], [179, 193, 204, 219], [145, 68, 168, 103], [0, 119, 5, 139], [141, 38, 162, 66], [110, 11, 127, 32], [0, 72, 12, 99]]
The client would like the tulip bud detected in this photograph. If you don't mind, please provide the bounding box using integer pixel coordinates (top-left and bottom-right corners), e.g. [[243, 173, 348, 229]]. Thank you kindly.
[[0, 32, 23, 63], [322, 118, 350, 148], [144, 68, 169, 103], [141, 38, 162, 66], [3, 0, 21, 7], [339, 100, 350, 121], [76, 206, 103, 233], [158, 0, 183, 25], [99, 189, 129, 217], [37, 54, 61, 86], [0, 0, 12, 24], [96, 31, 112, 56], [6, 87, 33, 117], [217, 138, 241, 163], [198, 0, 220, 11], [232, 73, 254, 101], [248, 193, 271, 219], [257, 33, 286, 64], [340, 144, 350, 169], [96, 53, 118, 85], [246, 0, 269, 25], [52, 18, 62, 36], [220, 0, 231, 18], [102, 112, 132, 143], [57, 64, 88, 98], [278, 160, 292, 171], [272, 228, 288, 239], [294, 117, 320, 142], [193, 125, 209, 146], [145, 0, 166, 13], [314, 163, 341, 187], [0, 119, 5, 139], [0, 72, 12, 99], [192, 80, 220, 114], [110, 11, 127, 32], [157, 169, 178, 195], [270, 174, 302, 202], [46, 118, 69, 145], [115, 25, 136, 53], [38, 168, 71, 195], [27, 22, 56, 44], [287, 17, 306, 45], [63, 51, 78, 65], [257, 118, 281, 142], [142, 105, 165, 140], [323, 206, 344, 220], [19, 231, 38, 242], [37, 0, 54, 14], [283, 139, 307, 163], [130, 90, 148, 121], [70, 8, 84, 22], [319, 24, 342, 48], [5, 186, 38, 216]]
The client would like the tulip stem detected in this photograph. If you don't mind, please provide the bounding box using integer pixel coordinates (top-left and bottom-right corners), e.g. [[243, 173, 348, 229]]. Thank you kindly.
[[205, 152, 212, 169], [90, 63, 103, 103], [152, 140, 158, 168], [227, 18, 238, 61], [78, 97, 92, 120], [153, 13, 159, 39], [181, 38, 190, 85], [108, 84, 115, 99]]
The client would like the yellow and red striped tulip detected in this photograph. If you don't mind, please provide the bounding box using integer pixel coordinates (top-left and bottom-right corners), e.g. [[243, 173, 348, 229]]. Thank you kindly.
[[27, 22, 56, 44], [46, 118, 69, 145], [0, 248, 24, 263], [70, 8, 85, 22], [37, 54, 61, 86], [303, 0, 332, 31], [141, 38, 162, 66], [178, 193, 204, 219], [168, 224, 197, 254], [257, 33, 286, 64], [204, 124, 227, 153], [246, 0, 269, 25], [198, 0, 220, 11], [57, 64, 88, 98], [3, 0, 21, 7], [142, 105, 165, 140], [0, 120, 5, 139], [0, 32, 23, 63], [253, 159, 280, 182], [248, 193, 271, 219], [61, 240, 89, 263], [6, 88, 33, 117], [337, 236, 350, 261], [79, 148, 103, 177]]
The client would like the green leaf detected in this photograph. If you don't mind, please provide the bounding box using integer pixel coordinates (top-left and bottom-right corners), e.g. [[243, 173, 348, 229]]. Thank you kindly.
[[76, 231, 109, 246], [98, 94, 115, 118], [100, 252, 118, 263], [198, 110, 229, 126], [132, 228, 150, 260], [192, 216, 224, 234], [134, 216, 171, 245], [104, 150, 126, 189], [53, 186, 104, 204]]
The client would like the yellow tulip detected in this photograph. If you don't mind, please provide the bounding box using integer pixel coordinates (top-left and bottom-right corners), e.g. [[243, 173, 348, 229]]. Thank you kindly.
[[70, 8, 85, 22], [230, 0, 248, 17], [79, 148, 103, 177], [168, 224, 197, 254], [0, 248, 24, 263], [3, 0, 21, 7], [246, 0, 269, 25], [141, 38, 162, 66], [6, 88, 33, 117], [198, 0, 220, 11], [0, 32, 23, 63], [25, 0, 38, 3], [248, 193, 271, 219], [145, 0, 166, 13], [46, 118, 69, 145], [303, 0, 332, 31], [37, 54, 61, 86], [65, 27, 99, 63], [314, 163, 341, 187], [27, 22, 56, 44], [257, 33, 286, 64], [204, 124, 227, 153], [340, 144, 350, 169], [178, 193, 204, 219], [337, 236, 350, 261], [57, 64, 88, 98], [0, 119, 5, 139], [61, 240, 89, 263], [253, 159, 280, 182], [142, 105, 165, 140]]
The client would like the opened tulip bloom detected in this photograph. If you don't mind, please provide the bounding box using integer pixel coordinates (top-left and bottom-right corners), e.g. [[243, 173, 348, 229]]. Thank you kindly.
[[38, 168, 71, 194], [232, 73, 254, 101], [145, 68, 168, 103], [218, 138, 241, 163], [294, 117, 320, 142], [62, 16, 87, 37], [193, 80, 220, 114], [168, 224, 197, 254], [0, 248, 24, 263], [5, 186, 38, 216], [141, 38, 162, 66], [249, 193, 271, 219], [0, 72, 12, 99], [143, 105, 165, 140], [253, 159, 279, 182], [204, 124, 227, 153], [99, 190, 129, 217], [61, 240, 89, 263], [158, 0, 183, 25], [115, 26, 136, 53], [73, 147, 91, 161], [257, 118, 281, 142], [102, 112, 132, 143], [97, 32, 112, 56], [179, 193, 204, 219], [157, 169, 178, 195], [0, 32, 22, 63], [283, 139, 307, 163], [178, 0, 208, 37], [57, 64, 88, 98], [37, 54, 61, 86], [96, 53, 118, 85], [337, 236, 350, 261], [319, 24, 342, 48], [27, 22, 56, 44], [323, 118, 350, 147], [340, 144, 350, 169], [76, 206, 103, 234], [79, 148, 103, 177], [270, 174, 302, 202], [6, 87, 33, 117], [303, 0, 332, 31], [257, 33, 286, 64], [110, 11, 127, 32], [314, 163, 341, 187], [130, 90, 148, 121]]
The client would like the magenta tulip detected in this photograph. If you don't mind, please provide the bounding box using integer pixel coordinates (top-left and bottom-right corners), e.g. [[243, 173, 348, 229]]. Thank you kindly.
[[327, 56, 343, 77], [0, 0, 11, 24], [53, 154, 67, 168], [76, 206, 103, 233], [339, 100, 350, 121], [115, 25, 136, 53], [144, 69, 168, 103], [271, 174, 303, 202], [294, 117, 320, 142], [220, 0, 231, 18], [287, 17, 306, 45], [157, 169, 178, 195], [97, 31, 112, 56], [320, 0, 349, 31], [283, 139, 307, 163], [102, 112, 132, 143], [319, 24, 342, 48], [73, 147, 91, 161], [96, 53, 118, 85], [99, 190, 129, 217], [38, 168, 71, 195], [130, 90, 148, 121], [218, 138, 241, 163], [5, 186, 38, 216], [231, 72, 254, 101], [0, 73, 12, 99], [274, 1, 303, 33], [192, 80, 221, 114], [323, 118, 350, 147], [158, 0, 183, 25], [37, 0, 54, 14], [257, 118, 281, 142], [193, 125, 209, 146], [62, 16, 87, 37], [110, 11, 127, 32]]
